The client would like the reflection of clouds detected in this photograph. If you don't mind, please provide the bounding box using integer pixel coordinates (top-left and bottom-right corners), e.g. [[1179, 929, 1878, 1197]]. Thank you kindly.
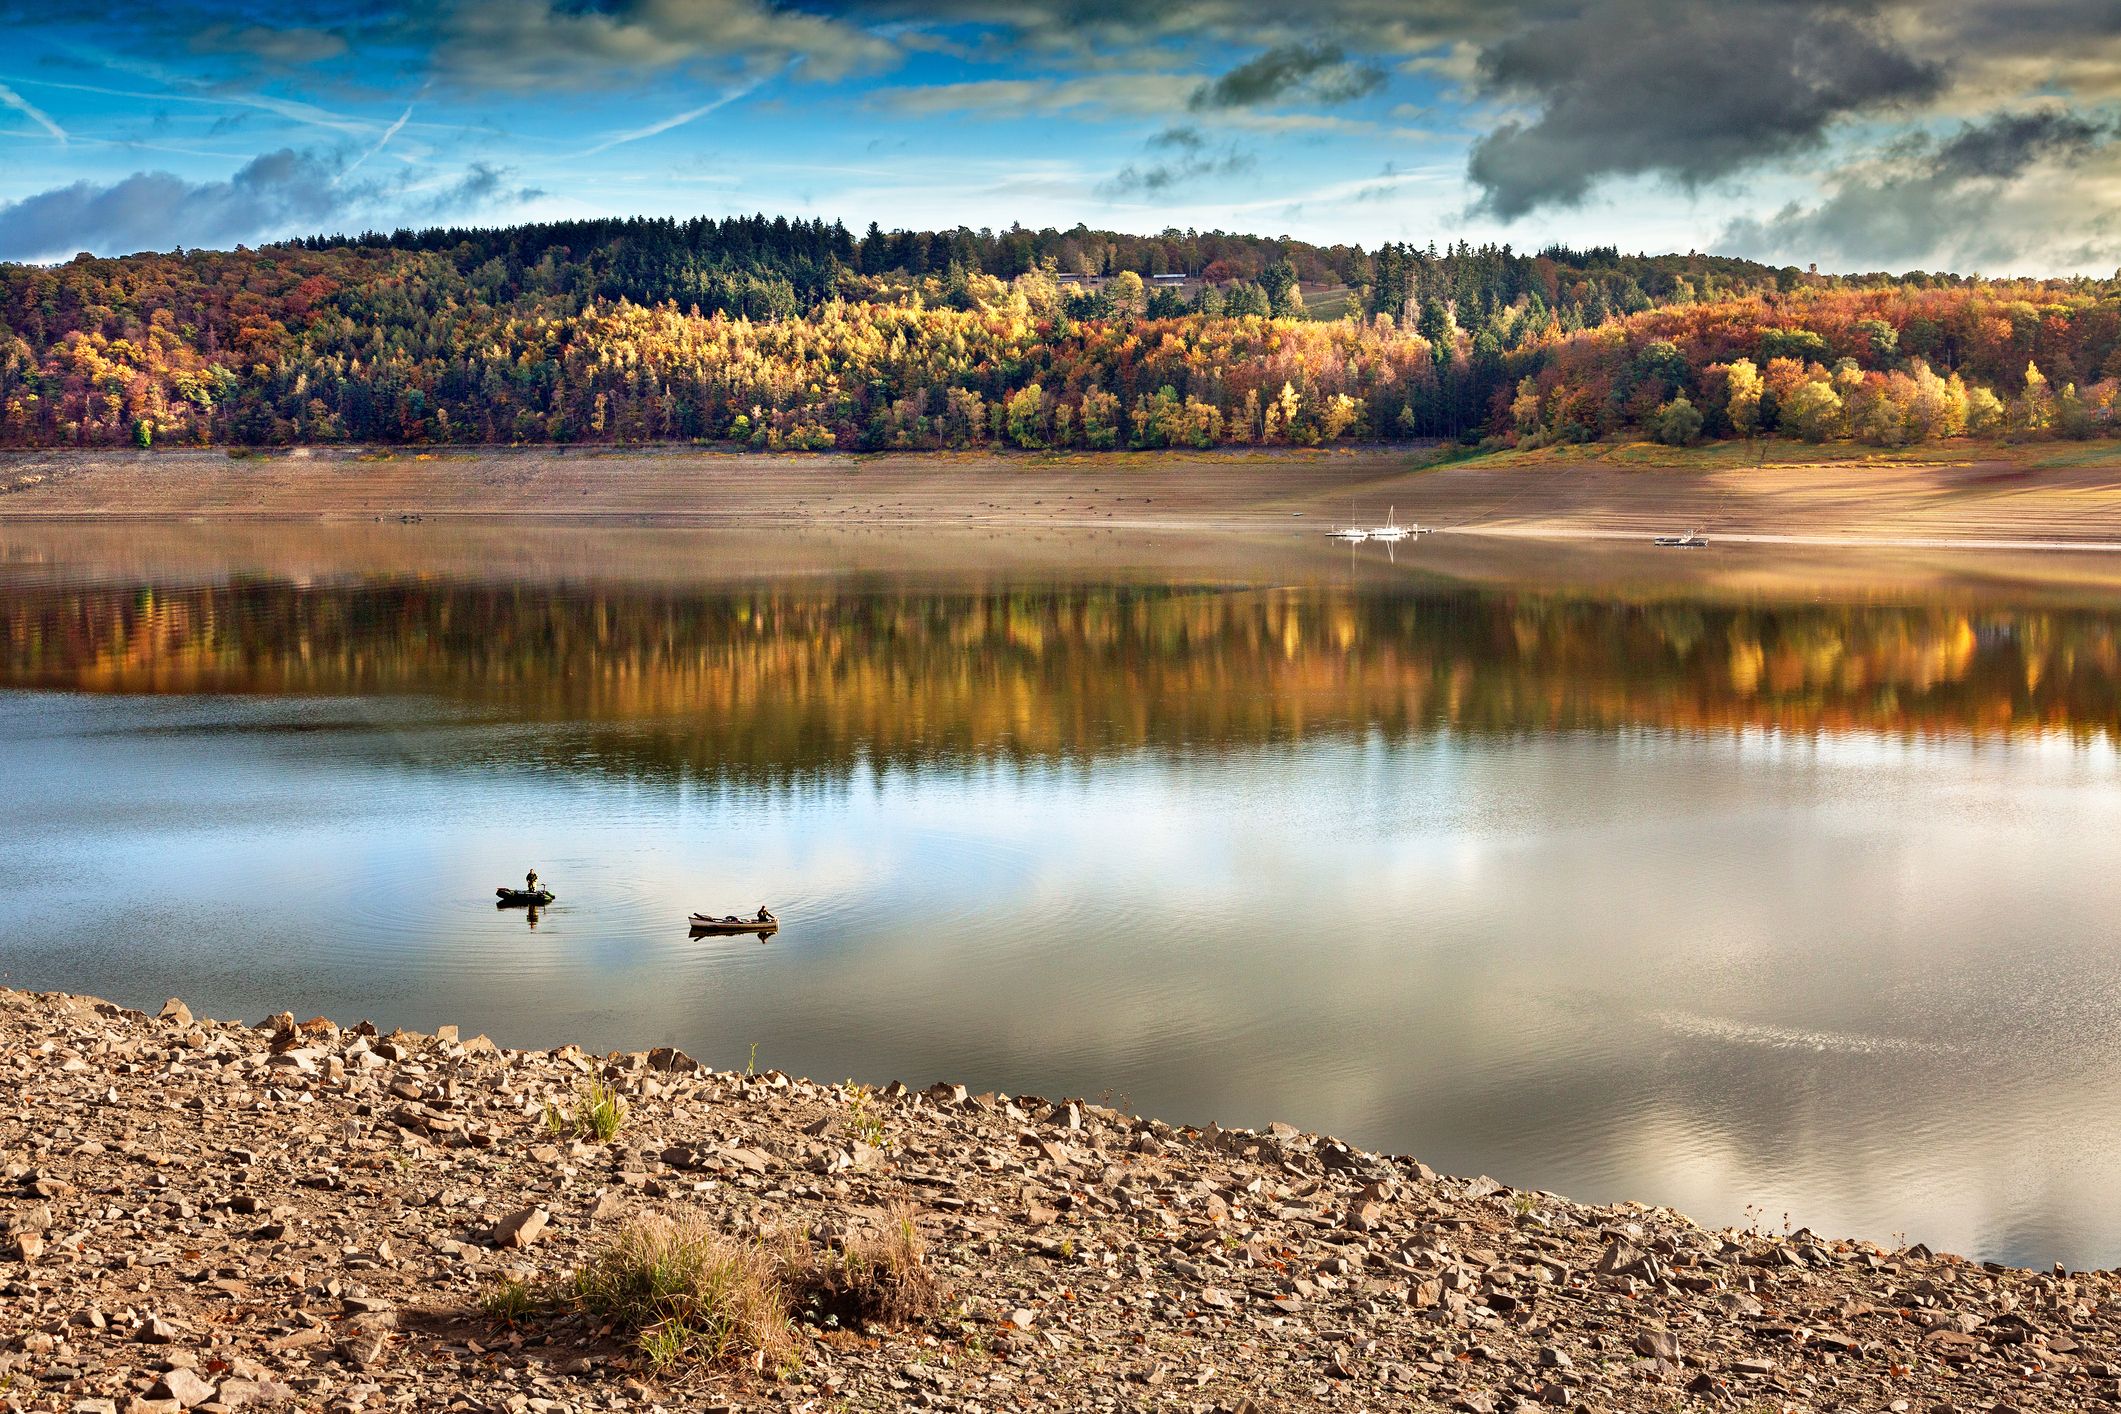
[[1645, 1009, 1959, 1057], [18, 688, 2121, 1268]]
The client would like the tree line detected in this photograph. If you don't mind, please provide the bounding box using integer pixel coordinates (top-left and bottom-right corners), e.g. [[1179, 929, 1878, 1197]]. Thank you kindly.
[[3, 214, 2119, 451]]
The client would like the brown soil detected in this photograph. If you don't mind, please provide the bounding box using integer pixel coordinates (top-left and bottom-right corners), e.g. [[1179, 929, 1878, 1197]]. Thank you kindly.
[[6, 446, 2121, 552]]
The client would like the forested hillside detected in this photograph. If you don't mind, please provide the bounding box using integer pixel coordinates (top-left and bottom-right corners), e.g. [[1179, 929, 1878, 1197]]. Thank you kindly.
[[3, 215, 2118, 452]]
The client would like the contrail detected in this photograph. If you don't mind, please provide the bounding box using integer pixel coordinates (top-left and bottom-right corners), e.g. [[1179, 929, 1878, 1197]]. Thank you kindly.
[[581, 69, 785, 156], [341, 103, 413, 181], [0, 81, 66, 145]]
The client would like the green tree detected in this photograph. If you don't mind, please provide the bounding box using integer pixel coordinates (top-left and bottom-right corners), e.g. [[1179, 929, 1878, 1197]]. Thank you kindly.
[[1005, 384, 1047, 449], [1652, 395, 1703, 446], [1262, 258, 1300, 318], [1782, 380, 1844, 442]]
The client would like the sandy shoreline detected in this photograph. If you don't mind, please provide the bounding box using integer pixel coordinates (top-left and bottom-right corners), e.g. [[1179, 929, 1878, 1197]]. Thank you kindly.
[[6, 984, 2118, 1414], [7, 445, 2121, 553]]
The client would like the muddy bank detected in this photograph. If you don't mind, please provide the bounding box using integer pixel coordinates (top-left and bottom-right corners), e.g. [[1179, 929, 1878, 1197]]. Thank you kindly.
[[5, 445, 2121, 553]]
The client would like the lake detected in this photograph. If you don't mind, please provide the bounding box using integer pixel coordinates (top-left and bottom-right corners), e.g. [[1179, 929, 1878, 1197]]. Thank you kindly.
[[6, 522, 2121, 1269]]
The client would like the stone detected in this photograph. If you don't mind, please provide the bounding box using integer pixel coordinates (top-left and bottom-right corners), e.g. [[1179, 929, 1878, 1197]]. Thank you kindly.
[[146, 1369, 215, 1408], [216, 1378, 296, 1408], [646, 1046, 700, 1073], [158, 998, 193, 1027], [492, 1206, 550, 1248], [135, 1314, 181, 1343]]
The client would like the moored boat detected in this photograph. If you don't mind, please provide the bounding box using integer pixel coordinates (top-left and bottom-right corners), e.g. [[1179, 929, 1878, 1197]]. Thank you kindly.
[[1366, 507, 1412, 542], [689, 909, 778, 935], [496, 887, 556, 906], [1653, 531, 1708, 547]]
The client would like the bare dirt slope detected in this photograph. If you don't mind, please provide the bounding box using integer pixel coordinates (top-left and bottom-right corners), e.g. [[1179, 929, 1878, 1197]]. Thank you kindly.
[[7, 445, 2121, 550]]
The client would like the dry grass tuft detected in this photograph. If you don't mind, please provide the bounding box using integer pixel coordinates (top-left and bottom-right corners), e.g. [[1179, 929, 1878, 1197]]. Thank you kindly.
[[568, 1217, 799, 1373], [498, 1204, 945, 1377], [784, 1202, 943, 1329]]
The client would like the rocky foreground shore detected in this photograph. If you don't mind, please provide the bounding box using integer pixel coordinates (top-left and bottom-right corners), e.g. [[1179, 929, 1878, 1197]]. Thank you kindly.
[[2, 988, 2114, 1414]]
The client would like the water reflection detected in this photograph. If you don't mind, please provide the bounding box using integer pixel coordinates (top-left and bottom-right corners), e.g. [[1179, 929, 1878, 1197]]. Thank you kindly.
[[5, 574, 2120, 761], [5, 536, 2121, 1270]]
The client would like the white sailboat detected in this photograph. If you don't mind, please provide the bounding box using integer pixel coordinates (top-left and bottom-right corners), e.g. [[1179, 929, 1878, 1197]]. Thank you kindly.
[[1326, 498, 1368, 541], [1366, 507, 1412, 542]]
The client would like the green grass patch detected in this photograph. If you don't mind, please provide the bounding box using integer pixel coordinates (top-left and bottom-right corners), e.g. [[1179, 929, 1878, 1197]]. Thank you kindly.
[[479, 1277, 543, 1323], [543, 1081, 629, 1145]]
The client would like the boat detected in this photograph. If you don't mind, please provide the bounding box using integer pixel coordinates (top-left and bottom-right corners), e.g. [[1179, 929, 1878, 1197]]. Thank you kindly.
[[1653, 531, 1708, 548], [689, 910, 778, 936], [496, 887, 555, 906], [1366, 507, 1412, 542], [1326, 496, 1368, 542]]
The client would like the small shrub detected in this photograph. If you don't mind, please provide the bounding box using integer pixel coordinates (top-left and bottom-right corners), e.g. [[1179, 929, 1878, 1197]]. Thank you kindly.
[[544, 1081, 628, 1144], [845, 1081, 886, 1150], [570, 1218, 799, 1373]]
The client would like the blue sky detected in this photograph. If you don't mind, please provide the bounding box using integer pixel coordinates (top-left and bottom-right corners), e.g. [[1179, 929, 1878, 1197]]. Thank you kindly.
[[1, 0, 2118, 272]]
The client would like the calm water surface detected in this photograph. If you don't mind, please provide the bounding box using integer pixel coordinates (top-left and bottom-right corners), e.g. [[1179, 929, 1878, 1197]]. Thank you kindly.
[[7, 526, 2121, 1268]]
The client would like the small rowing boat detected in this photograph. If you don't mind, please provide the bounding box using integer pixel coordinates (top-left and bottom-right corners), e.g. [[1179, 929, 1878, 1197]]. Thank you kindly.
[[1653, 531, 1707, 547], [497, 887, 556, 906], [689, 910, 778, 936]]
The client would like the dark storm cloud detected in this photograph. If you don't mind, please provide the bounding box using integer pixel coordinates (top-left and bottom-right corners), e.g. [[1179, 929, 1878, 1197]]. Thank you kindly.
[[1188, 42, 1385, 110], [0, 149, 351, 262], [1466, 0, 1943, 218], [1719, 108, 2116, 270], [1928, 108, 2106, 177]]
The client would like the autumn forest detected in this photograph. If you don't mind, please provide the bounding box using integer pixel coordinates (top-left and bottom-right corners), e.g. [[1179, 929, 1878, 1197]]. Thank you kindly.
[[4, 214, 2119, 453]]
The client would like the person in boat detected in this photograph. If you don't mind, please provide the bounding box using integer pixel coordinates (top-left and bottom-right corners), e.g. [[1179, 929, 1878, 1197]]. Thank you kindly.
[[526, 868, 540, 895], [756, 904, 775, 924]]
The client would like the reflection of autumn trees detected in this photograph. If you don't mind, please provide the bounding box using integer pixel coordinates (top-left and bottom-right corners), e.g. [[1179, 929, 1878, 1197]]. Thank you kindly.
[[4, 581, 2119, 776]]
